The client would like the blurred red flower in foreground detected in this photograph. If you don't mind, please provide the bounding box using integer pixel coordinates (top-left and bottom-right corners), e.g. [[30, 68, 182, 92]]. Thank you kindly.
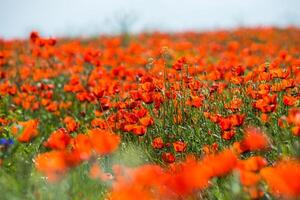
[[235, 127, 270, 153], [260, 160, 300, 198], [89, 128, 120, 155], [35, 151, 68, 182], [109, 149, 237, 200]]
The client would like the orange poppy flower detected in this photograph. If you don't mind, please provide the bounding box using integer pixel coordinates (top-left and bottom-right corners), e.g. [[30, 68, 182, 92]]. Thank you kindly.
[[239, 127, 270, 152], [152, 137, 164, 149], [260, 160, 300, 198], [283, 95, 298, 106], [186, 95, 203, 108], [35, 150, 68, 182], [203, 149, 237, 177], [253, 94, 277, 113], [221, 129, 235, 140], [291, 126, 300, 136], [219, 117, 232, 131], [139, 116, 154, 127], [70, 133, 92, 161], [230, 114, 245, 127], [88, 128, 120, 155], [91, 118, 108, 129], [202, 143, 218, 155], [64, 116, 79, 132], [172, 57, 187, 71], [12, 119, 39, 142], [287, 108, 300, 126], [237, 156, 268, 172], [173, 141, 187, 153], [225, 98, 243, 111], [239, 171, 261, 186], [162, 152, 175, 163], [124, 124, 147, 136], [260, 113, 269, 123], [43, 128, 71, 150]]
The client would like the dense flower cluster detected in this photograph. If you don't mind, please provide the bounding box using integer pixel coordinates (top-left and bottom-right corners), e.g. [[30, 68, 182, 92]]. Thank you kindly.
[[0, 27, 299, 199]]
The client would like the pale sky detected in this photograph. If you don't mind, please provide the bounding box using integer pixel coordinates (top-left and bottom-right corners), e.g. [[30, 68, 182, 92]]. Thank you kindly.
[[0, 0, 300, 39]]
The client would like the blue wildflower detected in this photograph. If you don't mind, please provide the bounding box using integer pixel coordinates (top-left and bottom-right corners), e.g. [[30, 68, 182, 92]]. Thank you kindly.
[[0, 138, 14, 146]]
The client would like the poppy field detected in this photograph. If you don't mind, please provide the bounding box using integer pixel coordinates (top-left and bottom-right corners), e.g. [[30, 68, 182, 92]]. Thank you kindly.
[[0, 27, 300, 200]]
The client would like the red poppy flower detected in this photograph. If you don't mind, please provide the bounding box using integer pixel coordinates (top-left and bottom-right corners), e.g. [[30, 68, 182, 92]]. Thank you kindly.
[[162, 152, 175, 163], [12, 119, 39, 142], [152, 137, 164, 149], [88, 128, 120, 155], [239, 127, 270, 152], [44, 128, 71, 150], [173, 141, 187, 153]]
